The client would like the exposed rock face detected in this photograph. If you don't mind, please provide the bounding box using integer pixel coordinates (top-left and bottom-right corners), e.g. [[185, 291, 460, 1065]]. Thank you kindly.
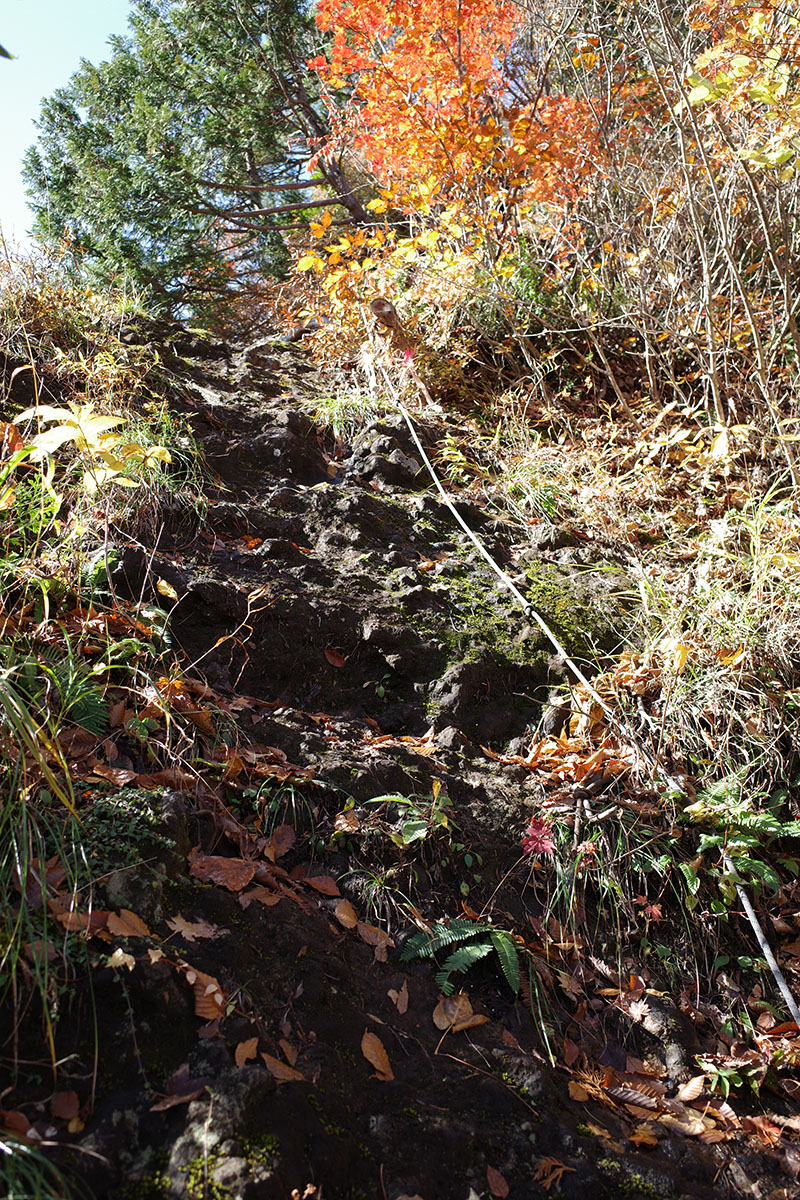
[[120, 327, 631, 770]]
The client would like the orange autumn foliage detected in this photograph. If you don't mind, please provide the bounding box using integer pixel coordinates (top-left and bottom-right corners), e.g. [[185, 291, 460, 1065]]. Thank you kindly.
[[309, 0, 603, 207]]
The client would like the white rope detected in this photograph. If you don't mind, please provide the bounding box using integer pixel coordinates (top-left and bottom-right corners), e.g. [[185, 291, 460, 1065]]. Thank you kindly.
[[375, 351, 647, 755], [723, 852, 800, 1027], [368, 324, 800, 1025]]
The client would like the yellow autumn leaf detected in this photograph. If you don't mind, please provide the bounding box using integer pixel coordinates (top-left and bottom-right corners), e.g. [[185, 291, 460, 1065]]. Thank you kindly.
[[718, 644, 745, 667], [107, 947, 136, 971], [157, 578, 179, 601], [660, 638, 689, 674]]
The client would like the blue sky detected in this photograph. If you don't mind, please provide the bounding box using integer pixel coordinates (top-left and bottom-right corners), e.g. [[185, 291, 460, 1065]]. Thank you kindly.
[[0, 0, 132, 246]]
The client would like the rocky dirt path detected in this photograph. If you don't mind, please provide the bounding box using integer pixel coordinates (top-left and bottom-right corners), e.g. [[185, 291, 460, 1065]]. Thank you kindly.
[[61, 325, 786, 1199]]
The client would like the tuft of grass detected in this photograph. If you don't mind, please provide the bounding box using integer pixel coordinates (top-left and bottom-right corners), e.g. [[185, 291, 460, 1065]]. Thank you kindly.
[[298, 382, 398, 448], [0, 1133, 76, 1200]]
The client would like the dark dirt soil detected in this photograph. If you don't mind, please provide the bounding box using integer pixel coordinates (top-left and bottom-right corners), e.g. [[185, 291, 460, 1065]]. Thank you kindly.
[[4, 321, 796, 1200]]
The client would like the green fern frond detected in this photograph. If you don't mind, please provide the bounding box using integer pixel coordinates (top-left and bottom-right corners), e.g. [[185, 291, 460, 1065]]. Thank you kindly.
[[402, 920, 521, 995], [435, 941, 497, 994], [53, 665, 107, 735], [400, 919, 492, 961], [489, 930, 520, 994], [0, 642, 107, 735]]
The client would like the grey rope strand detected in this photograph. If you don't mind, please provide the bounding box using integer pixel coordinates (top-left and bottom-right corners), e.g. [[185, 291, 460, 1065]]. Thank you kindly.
[[370, 337, 800, 1024]]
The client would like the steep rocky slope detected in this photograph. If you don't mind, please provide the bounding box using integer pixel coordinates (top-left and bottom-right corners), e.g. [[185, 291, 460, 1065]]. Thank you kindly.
[[4, 321, 793, 1200]]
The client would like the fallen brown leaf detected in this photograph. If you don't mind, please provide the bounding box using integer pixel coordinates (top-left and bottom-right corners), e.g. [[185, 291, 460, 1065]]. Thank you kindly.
[[261, 1052, 307, 1083], [107, 908, 151, 938], [334, 810, 360, 834], [136, 767, 196, 790], [563, 1036, 580, 1066], [263, 824, 295, 862], [24, 940, 58, 965], [388, 980, 409, 1014], [657, 1111, 706, 1136], [54, 907, 93, 934], [0, 1110, 31, 1138], [676, 1074, 706, 1103], [279, 1038, 298, 1066], [235, 1037, 259, 1067], [149, 1064, 211, 1111], [189, 855, 255, 892], [149, 1089, 205, 1112], [58, 728, 97, 761], [454, 1013, 490, 1031], [432, 993, 487, 1032], [742, 1114, 782, 1146], [361, 1030, 394, 1081], [239, 886, 282, 908], [333, 898, 359, 928], [222, 753, 245, 781], [197, 1019, 221, 1040], [90, 763, 137, 785], [305, 874, 340, 896], [487, 1165, 509, 1197], [356, 921, 394, 961], [629, 1123, 659, 1148], [187, 969, 226, 1020], [166, 914, 227, 942], [51, 1091, 79, 1121], [606, 1084, 660, 1111]]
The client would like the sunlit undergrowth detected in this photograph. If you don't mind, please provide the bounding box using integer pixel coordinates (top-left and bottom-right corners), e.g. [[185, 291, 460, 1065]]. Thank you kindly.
[[0, 243, 211, 1120]]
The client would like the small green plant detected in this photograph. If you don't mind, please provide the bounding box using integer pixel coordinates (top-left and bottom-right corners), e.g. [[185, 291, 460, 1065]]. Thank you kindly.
[[681, 777, 800, 903], [0, 640, 107, 736], [341, 864, 412, 927], [368, 780, 453, 848], [78, 788, 174, 877], [400, 918, 521, 995], [373, 671, 392, 700], [695, 1055, 764, 1100], [242, 780, 319, 839], [299, 388, 394, 444]]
